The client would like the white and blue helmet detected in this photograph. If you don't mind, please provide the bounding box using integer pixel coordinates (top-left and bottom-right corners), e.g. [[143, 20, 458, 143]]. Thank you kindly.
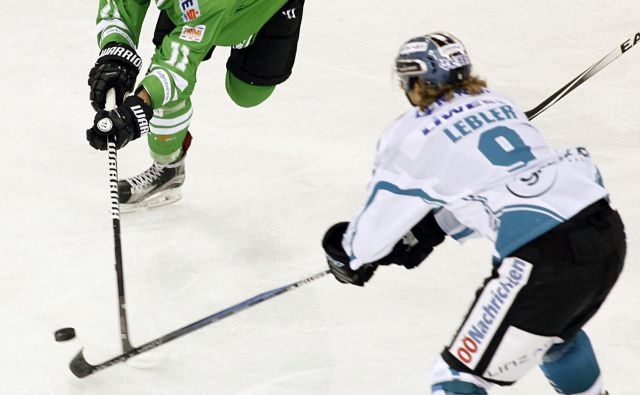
[[395, 32, 472, 92]]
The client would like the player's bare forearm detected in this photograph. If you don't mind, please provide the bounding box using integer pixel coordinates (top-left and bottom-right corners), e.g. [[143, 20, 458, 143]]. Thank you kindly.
[[136, 88, 152, 107]]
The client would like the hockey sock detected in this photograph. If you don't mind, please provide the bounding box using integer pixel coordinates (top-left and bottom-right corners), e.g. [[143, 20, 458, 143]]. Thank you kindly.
[[148, 99, 192, 164], [430, 356, 491, 395], [432, 381, 488, 395], [539, 330, 603, 395], [225, 72, 275, 108]]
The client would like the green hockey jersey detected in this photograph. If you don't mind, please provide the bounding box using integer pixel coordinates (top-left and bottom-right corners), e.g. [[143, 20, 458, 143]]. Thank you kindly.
[[96, 0, 288, 109]]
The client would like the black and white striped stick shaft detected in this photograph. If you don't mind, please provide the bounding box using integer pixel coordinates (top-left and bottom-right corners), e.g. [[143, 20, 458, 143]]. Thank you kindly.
[[525, 31, 640, 120], [105, 89, 133, 352], [69, 269, 331, 378]]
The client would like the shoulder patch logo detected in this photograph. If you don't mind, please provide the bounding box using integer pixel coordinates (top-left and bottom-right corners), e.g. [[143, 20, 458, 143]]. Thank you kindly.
[[179, 25, 206, 43], [180, 0, 200, 22]]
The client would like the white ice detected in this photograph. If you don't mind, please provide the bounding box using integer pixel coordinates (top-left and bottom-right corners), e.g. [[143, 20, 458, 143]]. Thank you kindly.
[[1, 1, 639, 394]]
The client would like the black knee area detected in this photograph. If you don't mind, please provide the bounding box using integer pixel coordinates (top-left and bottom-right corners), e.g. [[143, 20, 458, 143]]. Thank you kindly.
[[226, 0, 305, 86], [152, 11, 174, 48]]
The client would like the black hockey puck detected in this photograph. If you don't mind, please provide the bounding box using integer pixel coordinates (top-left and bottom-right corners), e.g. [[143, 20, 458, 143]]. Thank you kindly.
[[54, 327, 76, 342]]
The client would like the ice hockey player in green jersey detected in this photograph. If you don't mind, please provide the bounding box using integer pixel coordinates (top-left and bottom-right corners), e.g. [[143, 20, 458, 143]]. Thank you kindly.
[[86, 0, 305, 210]]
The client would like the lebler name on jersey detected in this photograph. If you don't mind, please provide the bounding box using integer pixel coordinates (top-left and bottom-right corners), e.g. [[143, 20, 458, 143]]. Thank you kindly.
[[442, 105, 518, 143], [420, 97, 514, 136]]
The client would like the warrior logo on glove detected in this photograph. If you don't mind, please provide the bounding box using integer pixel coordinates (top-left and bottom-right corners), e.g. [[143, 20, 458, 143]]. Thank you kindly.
[[96, 118, 113, 133], [129, 105, 150, 134]]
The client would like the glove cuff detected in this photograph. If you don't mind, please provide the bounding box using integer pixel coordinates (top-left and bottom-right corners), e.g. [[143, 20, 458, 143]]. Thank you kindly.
[[122, 96, 153, 138], [412, 211, 446, 246], [96, 43, 142, 73], [322, 222, 350, 261]]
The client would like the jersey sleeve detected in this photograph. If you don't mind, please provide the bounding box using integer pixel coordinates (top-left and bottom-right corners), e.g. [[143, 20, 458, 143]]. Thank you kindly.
[[343, 177, 444, 269], [342, 127, 446, 271], [96, 0, 151, 49], [342, 124, 428, 268], [138, 5, 228, 109]]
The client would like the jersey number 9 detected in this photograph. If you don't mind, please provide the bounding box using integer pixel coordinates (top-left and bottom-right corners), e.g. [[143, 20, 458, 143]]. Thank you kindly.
[[478, 126, 536, 172]]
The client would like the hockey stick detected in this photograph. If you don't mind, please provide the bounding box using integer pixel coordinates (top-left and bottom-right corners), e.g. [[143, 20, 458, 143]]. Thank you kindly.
[[69, 269, 330, 378], [525, 31, 639, 120], [105, 89, 133, 352]]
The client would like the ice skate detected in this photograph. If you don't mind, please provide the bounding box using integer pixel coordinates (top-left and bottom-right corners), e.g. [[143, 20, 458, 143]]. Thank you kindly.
[[118, 155, 186, 212]]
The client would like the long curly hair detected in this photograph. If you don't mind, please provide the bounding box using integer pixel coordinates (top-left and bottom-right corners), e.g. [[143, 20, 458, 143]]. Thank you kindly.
[[410, 75, 487, 110]]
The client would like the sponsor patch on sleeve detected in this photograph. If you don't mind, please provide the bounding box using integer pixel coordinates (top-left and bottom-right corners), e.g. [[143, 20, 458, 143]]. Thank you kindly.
[[180, 0, 201, 21], [179, 25, 206, 43]]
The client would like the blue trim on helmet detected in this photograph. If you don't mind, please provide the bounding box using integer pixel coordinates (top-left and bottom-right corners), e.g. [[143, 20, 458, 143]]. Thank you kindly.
[[395, 32, 472, 92]]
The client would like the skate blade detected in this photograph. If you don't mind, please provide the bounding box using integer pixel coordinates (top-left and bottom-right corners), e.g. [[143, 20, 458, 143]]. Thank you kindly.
[[120, 188, 182, 213]]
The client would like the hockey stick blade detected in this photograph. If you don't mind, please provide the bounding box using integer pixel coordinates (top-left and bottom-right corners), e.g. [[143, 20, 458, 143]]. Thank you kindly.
[[69, 269, 330, 378], [525, 31, 640, 120]]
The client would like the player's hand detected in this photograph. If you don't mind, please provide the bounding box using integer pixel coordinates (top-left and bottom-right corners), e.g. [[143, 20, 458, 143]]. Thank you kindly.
[[322, 222, 377, 286], [86, 96, 152, 151], [379, 212, 446, 269], [88, 43, 142, 111]]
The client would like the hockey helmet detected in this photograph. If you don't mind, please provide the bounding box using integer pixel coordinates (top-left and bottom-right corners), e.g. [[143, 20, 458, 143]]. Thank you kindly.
[[395, 32, 472, 93]]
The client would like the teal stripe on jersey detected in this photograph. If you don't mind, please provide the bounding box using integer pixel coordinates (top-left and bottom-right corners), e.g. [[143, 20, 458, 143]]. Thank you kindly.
[[365, 181, 447, 207], [495, 209, 562, 258], [451, 227, 475, 240], [501, 204, 566, 222]]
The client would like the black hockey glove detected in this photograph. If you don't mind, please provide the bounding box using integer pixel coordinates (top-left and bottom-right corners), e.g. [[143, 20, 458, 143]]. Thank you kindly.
[[379, 211, 446, 269], [86, 96, 152, 151], [88, 43, 142, 111], [322, 222, 377, 287]]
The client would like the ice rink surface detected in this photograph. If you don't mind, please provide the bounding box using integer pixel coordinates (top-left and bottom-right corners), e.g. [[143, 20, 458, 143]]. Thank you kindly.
[[1, 1, 639, 394]]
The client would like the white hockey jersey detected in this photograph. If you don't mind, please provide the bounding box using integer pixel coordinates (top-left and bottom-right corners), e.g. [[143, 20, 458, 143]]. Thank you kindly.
[[344, 89, 607, 269]]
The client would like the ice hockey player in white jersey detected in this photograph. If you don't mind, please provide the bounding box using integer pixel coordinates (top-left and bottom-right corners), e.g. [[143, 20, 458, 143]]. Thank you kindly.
[[321, 32, 625, 395]]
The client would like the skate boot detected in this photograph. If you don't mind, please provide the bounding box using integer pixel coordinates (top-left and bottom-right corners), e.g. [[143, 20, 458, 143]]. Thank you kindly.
[[118, 155, 186, 212]]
